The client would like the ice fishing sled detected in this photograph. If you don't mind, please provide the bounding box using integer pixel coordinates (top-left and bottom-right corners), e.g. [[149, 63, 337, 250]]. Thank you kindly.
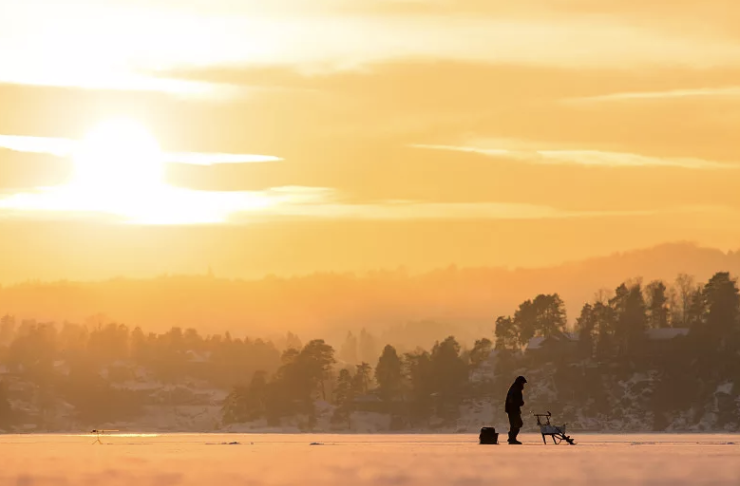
[[533, 412, 575, 445]]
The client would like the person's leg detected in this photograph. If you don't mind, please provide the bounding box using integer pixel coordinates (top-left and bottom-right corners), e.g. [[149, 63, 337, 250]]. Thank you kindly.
[[508, 414, 523, 444], [507, 414, 513, 442], [507, 414, 519, 443]]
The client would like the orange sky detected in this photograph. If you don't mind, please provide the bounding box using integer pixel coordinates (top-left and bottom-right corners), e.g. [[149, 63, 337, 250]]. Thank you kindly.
[[1, 0, 740, 282]]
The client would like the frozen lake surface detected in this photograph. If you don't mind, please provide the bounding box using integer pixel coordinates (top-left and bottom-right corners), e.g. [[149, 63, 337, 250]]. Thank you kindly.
[[1, 433, 739, 485]]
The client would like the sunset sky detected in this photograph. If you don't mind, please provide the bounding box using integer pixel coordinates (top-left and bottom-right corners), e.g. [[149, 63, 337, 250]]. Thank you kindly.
[[2, 0, 740, 282]]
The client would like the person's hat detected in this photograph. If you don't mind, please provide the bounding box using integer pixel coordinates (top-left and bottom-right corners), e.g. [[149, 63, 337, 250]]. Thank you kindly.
[[515, 375, 527, 384]]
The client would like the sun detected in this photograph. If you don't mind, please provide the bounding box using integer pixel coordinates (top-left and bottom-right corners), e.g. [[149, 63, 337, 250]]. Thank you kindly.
[[72, 118, 165, 193], [0, 117, 279, 224], [58, 118, 173, 221]]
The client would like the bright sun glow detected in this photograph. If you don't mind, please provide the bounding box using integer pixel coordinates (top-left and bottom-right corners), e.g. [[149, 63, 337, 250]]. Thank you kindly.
[[0, 118, 278, 224], [72, 119, 165, 193], [64, 119, 173, 222]]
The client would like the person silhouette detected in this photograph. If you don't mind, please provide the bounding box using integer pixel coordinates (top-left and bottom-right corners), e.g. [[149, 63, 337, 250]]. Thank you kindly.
[[505, 376, 527, 444]]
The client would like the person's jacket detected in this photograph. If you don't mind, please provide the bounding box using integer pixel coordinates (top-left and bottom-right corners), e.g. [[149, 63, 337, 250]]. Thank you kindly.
[[505, 382, 524, 415]]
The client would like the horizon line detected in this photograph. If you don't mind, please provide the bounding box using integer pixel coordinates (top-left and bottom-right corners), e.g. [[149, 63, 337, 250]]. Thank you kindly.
[[1, 240, 736, 287]]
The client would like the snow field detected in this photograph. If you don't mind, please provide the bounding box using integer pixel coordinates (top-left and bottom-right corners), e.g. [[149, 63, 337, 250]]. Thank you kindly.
[[0, 433, 738, 485]]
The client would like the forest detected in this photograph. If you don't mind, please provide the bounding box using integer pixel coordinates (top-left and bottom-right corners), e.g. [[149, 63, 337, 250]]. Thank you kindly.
[[0, 271, 738, 432]]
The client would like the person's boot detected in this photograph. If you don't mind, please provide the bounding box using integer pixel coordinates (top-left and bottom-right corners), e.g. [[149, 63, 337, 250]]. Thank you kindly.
[[508, 432, 522, 445]]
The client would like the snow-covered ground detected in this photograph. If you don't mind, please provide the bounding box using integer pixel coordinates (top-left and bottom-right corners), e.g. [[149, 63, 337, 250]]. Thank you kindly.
[[1, 433, 739, 485]]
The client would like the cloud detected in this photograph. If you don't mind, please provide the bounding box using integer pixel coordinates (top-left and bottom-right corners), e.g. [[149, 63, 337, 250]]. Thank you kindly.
[[256, 200, 653, 221], [0, 72, 246, 100], [5, 0, 740, 92], [0, 135, 281, 166], [162, 153, 282, 165], [0, 181, 651, 225], [411, 144, 740, 170], [152, 61, 740, 165], [0, 185, 318, 225], [0, 135, 76, 158], [566, 86, 740, 103]]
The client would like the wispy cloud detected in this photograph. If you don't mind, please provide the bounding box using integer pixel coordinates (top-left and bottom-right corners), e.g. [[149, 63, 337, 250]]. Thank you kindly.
[[1, 180, 734, 226], [0, 185, 319, 225], [411, 144, 740, 170], [0, 182, 650, 225], [0, 135, 281, 166], [257, 200, 653, 221], [162, 153, 282, 165], [565, 86, 740, 104], [0, 135, 76, 158], [0, 71, 246, 100], [6, 0, 740, 90]]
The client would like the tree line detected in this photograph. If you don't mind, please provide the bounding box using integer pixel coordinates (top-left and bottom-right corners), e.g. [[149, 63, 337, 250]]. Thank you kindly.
[[0, 321, 288, 426], [221, 335, 495, 429], [1, 271, 739, 431], [222, 272, 740, 430]]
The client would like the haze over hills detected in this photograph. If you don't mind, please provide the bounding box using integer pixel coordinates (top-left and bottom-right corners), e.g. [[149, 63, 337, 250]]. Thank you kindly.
[[1, 242, 739, 347]]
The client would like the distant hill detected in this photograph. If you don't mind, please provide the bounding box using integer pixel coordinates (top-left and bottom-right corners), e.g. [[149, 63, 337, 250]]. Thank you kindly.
[[1, 242, 739, 346]]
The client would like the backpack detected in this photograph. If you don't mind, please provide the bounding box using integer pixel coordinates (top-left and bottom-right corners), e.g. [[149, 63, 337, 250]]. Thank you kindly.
[[479, 426, 499, 444]]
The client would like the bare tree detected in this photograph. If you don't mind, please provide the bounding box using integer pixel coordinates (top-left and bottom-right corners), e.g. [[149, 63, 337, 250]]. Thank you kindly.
[[673, 274, 696, 327]]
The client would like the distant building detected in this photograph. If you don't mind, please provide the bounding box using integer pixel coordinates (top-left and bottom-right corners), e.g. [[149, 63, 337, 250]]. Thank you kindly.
[[643, 328, 689, 355], [525, 332, 579, 357], [352, 394, 385, 413], [644, 328, 689, 341], [352, 394, 382, 404]]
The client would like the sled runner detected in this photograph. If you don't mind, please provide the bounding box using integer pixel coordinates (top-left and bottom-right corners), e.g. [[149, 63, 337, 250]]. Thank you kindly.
[[532, 412, 575, 445]]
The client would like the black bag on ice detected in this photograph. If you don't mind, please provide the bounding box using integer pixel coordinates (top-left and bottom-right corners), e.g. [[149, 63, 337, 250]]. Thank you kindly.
[[479, 427, 498, 444]]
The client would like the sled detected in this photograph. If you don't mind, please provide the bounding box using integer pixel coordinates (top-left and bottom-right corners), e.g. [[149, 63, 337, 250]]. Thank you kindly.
[[532, 412, 575, 445]]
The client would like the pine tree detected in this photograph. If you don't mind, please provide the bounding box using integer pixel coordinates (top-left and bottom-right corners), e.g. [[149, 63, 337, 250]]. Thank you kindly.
[[352, 363, 372, 395], [338, 332, 358, 365], [375, 345, 403, 402], [430, 337, 467, 420], [610, 282, 647, 357], [698, 272, 740, 350], [575, 303, 596, 358], [646, 281, 670, 329], [469, 338, 493, 368], [402, 349, 434, 424], [494, 316, 517, 350], [533, 294, 567, 338], [332, 369, 354, 426]]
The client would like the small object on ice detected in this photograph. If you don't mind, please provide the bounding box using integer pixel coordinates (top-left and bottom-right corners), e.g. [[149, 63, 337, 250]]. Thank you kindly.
[[479, 427, 499, 445], [90, 429, 119, 445]]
